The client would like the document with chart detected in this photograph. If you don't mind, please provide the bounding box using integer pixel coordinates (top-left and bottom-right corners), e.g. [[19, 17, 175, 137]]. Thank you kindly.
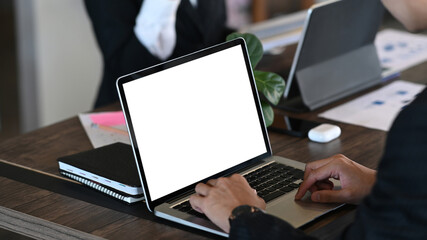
[[319, 80, 425, 131]]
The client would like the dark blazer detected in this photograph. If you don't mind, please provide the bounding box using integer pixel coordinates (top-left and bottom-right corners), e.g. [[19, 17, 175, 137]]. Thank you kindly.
[[229, 88, 427, 239], [85, 0, 230, 107]]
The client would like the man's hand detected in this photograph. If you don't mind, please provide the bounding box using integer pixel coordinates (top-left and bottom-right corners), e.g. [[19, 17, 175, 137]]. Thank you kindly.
[[189, 174, 266, 233], [295, 154, 376, 204]]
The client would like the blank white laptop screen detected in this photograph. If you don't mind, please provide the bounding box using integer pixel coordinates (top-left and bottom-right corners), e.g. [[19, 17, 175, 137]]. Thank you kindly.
[[122, 45, 267, 200]]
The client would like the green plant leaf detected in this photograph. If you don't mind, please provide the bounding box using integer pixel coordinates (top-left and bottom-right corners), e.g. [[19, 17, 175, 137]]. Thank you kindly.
[[254, 70, 286, 105], [226, 33, 263, 69], [261, 100, 274, 127], [226, 32, 284, 127]]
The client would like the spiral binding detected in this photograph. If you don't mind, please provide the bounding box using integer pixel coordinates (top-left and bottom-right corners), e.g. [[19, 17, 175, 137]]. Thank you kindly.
[[62, 171, 127, 201]]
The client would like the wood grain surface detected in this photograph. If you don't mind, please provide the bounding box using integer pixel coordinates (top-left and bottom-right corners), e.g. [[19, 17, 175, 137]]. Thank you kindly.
[[0, 86, 392, 240]]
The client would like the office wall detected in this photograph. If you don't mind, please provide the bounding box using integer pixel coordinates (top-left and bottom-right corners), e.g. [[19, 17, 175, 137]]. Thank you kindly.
[[16, 0, 102, 132]]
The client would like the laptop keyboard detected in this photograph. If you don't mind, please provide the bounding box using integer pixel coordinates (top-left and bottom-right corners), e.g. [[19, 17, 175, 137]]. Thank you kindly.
[[171, 162, 304, 219], [245, 162, 304, 202]]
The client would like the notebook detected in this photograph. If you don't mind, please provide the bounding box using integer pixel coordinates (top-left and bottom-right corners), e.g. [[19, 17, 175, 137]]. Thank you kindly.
[[116, 38, 342, 236], [57, 143, 144, 204]]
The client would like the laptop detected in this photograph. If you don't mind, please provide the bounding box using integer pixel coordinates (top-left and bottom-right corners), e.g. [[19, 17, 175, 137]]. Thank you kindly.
[[277, 0, 384, 112], [116, 38, 342, 237]]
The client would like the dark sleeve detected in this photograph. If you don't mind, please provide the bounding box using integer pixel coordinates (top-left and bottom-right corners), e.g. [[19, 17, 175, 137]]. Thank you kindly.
[[342, 88, 427, 239], [84, 0, 162, 107], [84, 0, 161, 69], [229, 211, 316, 240]]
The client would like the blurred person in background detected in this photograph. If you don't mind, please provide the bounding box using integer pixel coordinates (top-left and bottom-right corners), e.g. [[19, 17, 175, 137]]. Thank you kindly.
[[85, 0, 233, 107]]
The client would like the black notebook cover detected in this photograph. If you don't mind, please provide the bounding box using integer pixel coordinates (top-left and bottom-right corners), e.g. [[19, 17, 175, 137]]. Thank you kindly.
[[57, 143, 140, 187]]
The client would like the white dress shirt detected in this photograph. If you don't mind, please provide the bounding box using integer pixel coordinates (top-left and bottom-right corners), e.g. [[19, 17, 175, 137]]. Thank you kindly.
[[134, 0, 198, 60]]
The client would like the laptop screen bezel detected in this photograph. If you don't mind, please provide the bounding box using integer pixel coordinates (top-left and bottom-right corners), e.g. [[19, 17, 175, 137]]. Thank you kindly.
[[116, 38, 272, 211]]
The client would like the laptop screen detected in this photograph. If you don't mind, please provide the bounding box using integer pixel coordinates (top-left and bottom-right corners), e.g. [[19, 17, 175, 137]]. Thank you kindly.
[[120, 41, 269, 202]]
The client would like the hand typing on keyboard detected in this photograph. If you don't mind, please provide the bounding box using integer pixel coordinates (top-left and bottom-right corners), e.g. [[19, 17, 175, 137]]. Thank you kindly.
[[295, 154, 377, 204], [189, 174, 266, 233], [188, 156, 376, 233]]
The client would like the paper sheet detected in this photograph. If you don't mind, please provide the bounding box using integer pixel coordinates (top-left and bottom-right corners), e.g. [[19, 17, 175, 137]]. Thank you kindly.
[[375, 29, 427, 77], [319, 80, 425, 131], [79, 111, 131, 148]]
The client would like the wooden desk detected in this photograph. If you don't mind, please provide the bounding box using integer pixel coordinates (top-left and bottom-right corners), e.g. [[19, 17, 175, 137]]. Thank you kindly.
[[1, 43, 426, 240], [0, 94, 390, 239], [0, 99, 381, 239]]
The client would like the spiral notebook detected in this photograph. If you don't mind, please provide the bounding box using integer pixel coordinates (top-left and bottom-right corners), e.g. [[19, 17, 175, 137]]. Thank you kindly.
[[57, 143, 144, 204]]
